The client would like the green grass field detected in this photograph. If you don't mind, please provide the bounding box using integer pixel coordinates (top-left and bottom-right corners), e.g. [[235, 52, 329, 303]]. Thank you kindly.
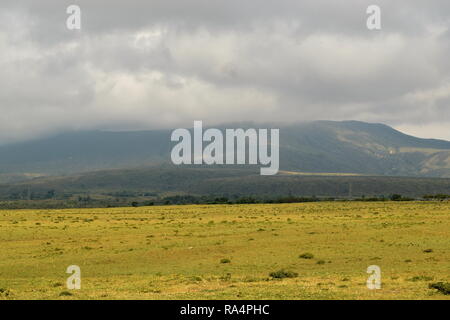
[[0, 202, 449, 300]]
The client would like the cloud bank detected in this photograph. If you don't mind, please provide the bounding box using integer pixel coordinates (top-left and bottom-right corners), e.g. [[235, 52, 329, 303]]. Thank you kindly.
[[1, 0, 450, 143]]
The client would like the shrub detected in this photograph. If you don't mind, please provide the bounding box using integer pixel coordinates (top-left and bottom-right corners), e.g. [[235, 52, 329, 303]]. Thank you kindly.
[[0, 288, 11, 297], [390, 194, 403, 201], [269, 269, 298, 279], [220, 273, 232, 281], [407, 275, 433, 282], [190, 276, 203, 282], [423, 249, 433, 253], [59, 291, 73, 296], [299, 253, 314, 259], [220, 258, 231, 264], [429, 282, 450, 295], [316, 260, 326, 265]]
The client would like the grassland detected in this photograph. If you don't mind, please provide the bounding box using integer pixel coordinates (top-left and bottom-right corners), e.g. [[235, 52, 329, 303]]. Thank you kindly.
[[0, 202, 449, 300]]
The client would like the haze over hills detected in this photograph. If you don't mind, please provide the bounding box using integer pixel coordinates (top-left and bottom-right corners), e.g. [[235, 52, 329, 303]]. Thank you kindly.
[[1, 120, 450, 181]]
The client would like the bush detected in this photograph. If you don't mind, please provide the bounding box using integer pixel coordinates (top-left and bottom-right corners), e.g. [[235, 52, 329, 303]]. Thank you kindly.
[[407, 275, 433, 282], [0, 288, 11, 297], [299, 253, 314, 259], [429, 282, 450, 295], [390, 194, 403, 201], [220, 258, 231, 264], [269, 269, 298, 279], [190, 276, 203, 282], [220, 273, 232, 281], [423, 194, 450, 200]]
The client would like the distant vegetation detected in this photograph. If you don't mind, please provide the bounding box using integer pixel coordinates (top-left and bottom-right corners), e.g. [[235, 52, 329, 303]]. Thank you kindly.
[[0, 191, 448, 210], [423, 194, 450, 200], [0, 166, 449, 209]]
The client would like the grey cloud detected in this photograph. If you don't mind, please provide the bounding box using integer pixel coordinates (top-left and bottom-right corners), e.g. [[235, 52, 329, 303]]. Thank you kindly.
[[0, 0, 450, 144]]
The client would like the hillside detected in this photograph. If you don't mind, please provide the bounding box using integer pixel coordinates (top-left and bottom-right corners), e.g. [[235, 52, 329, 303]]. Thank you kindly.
[[1, 121, 450, 179], [0, 166, 449, 203]]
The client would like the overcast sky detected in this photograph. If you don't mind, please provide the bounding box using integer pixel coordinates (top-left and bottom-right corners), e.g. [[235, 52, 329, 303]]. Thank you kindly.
[[1, 0, 450, 143]]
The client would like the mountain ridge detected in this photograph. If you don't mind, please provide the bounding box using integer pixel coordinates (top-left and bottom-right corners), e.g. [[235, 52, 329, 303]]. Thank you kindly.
[[1, 120, 450, 179]]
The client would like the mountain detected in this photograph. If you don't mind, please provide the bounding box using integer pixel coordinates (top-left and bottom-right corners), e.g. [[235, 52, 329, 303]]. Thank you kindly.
[[1, 120, 450, 179], [280, 121, 450, 177]]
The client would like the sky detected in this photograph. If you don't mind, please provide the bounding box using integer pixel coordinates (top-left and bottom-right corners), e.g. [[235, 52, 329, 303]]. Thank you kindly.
[[0, 0, 450, 144]]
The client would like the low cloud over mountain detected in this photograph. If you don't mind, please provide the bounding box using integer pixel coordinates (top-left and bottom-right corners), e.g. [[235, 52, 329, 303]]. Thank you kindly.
[[1, 1, 450, 144]]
